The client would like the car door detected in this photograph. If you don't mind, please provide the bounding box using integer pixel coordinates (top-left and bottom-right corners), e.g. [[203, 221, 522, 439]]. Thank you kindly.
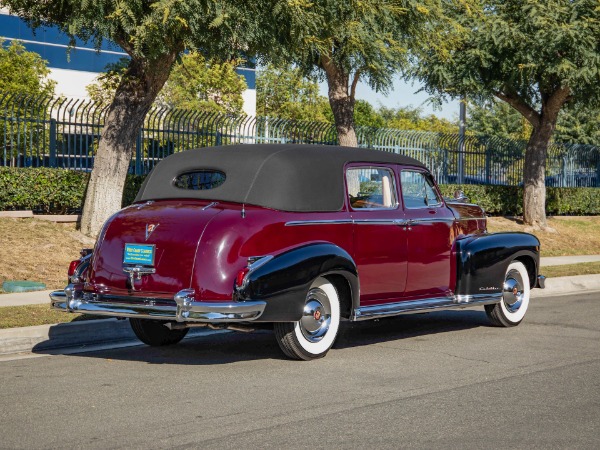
[[399, 168, 455, 299], [346, 164, 408, 304]]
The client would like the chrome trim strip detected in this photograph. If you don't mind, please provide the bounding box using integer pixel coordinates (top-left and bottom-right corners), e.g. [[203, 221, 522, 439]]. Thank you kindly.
[[285, 219, 354, 226], [408, 218, 456, 225], [50, 286, 266, 322], [353, 219, 408, 226], [202, 202, 219, 210], [351, 293, 502, 321]]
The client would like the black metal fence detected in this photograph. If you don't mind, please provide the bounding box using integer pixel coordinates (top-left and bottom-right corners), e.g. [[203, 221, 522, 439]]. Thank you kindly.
[[2, 92, 599, 187]]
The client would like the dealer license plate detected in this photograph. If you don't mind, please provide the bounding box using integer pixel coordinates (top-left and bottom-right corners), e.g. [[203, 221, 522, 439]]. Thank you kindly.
[[123, 243, 155, 266]]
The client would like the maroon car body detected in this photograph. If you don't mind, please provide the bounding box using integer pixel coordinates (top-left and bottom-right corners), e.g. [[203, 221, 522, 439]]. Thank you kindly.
[[51, 144, 545, 360]]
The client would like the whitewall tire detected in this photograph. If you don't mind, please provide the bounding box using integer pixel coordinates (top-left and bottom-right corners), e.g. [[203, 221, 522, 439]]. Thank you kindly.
[[274, 277, 341, 360], [485, 261, 531, 327]]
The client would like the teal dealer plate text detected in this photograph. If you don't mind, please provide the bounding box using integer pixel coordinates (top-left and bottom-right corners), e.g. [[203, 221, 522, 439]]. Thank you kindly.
[[123, 243, 155, 265]]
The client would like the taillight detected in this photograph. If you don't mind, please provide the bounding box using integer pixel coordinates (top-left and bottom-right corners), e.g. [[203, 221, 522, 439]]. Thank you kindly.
[[235, 267, 250, 288], [68, 260, 81, 277]]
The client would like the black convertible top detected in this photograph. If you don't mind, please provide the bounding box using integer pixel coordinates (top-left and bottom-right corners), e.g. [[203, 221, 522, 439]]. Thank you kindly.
[[135, 144, 426, 212]]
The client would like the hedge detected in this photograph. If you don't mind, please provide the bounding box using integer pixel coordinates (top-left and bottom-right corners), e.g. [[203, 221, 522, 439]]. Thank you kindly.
[[1, 167, 599, 216], [0, 167, 143, 214]]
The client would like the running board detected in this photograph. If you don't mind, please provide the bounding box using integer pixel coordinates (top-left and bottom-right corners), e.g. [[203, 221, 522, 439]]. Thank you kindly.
[[351, 293, 502, 321]]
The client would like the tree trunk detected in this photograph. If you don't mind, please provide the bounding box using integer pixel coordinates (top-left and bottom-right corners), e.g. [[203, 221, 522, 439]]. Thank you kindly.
[[80, 55, 177, 237], [321, 57, 357, 147], [522, 117, 556, 228]]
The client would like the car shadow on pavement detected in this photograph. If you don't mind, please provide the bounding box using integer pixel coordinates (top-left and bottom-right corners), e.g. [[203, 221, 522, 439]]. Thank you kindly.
[[33, 309, 491, 365]]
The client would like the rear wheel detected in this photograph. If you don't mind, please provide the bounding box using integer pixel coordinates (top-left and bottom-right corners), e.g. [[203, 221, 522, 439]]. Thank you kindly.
[[129, 318, 189, 346], [274, 277, 341, 360], [485, 261, 531, 327]]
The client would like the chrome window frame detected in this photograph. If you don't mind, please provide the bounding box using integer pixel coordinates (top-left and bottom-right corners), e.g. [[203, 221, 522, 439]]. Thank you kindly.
[[345, 165, 400, 211], [400, 169, 444, 209]]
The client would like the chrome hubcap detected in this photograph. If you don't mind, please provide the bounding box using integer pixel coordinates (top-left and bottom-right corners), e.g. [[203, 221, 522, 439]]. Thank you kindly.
[[503, 269, 524, 313], [300, 288, 331, 343]]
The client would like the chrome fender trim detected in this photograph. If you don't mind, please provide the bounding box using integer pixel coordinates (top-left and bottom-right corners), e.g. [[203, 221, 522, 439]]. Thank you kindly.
[[351, 293, 502, 321]]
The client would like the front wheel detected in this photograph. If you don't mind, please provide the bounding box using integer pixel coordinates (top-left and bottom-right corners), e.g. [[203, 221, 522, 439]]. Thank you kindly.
[[129, 318, 189, 346], [485, 261, 531, 327], [274, 277, 341, 360]]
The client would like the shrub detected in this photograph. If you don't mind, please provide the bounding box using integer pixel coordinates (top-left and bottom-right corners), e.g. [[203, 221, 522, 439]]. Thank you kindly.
[[0, 168, 144, 214], [439, 184, 600, 216]]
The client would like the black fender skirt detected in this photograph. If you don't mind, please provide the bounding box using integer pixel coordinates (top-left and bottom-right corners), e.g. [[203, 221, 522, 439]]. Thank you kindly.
[[239, 243, 358, 322], [455, 232, 541, 297]]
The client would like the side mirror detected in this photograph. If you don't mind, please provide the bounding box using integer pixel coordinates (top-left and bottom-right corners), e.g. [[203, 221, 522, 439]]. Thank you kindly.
[[453, 190, 469, 203]]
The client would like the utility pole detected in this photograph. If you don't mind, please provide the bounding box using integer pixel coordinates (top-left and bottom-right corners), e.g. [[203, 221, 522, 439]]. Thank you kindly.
[[457, 97, 466, 184]]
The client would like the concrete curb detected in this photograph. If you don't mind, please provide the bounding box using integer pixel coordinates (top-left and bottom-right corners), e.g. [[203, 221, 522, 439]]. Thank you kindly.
[[531, 273, 600, 298]]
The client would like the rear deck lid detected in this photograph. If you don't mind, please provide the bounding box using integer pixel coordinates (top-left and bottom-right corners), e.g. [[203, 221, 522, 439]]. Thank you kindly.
[[90, 200, 220, 296]]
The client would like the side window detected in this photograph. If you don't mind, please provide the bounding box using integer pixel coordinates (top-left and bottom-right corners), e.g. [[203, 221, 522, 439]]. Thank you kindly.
[[400, 170, 442, 208], [346, 167, 397, 209]]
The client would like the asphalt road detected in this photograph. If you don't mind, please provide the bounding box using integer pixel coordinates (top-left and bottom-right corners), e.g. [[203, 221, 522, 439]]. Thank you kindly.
[[1, 292, 599, 449]]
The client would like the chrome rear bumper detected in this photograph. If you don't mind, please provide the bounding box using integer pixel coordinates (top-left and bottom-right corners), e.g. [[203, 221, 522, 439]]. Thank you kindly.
[[50, 285, 266, 322]]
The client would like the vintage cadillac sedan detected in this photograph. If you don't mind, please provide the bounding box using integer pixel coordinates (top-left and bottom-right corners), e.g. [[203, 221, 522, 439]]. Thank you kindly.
[[51, 144, 545, 360]]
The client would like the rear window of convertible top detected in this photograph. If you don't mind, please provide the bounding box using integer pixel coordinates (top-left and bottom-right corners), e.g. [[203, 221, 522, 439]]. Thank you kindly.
[[173, 170, 226, 190]]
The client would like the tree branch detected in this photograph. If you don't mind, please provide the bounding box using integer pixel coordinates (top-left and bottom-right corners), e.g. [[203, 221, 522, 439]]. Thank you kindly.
[[493, 89, 540, 129], [350, 69, 361, 100]]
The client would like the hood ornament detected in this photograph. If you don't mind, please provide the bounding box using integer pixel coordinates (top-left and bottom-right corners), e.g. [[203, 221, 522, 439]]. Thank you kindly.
[[145, 223, 159, 240]]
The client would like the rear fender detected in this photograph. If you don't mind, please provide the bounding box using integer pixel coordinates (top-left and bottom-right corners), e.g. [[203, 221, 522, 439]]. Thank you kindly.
[[455, 232, 540, 297], [238, 243, 358, 322]]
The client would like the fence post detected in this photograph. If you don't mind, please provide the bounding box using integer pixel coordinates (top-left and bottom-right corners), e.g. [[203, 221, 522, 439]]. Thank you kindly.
[[135, 130, 142, 175], [49, 118, 57, 168], [485, 145, 491, 184], [457, 99, 466, 184], [216, 131, 222, 146]]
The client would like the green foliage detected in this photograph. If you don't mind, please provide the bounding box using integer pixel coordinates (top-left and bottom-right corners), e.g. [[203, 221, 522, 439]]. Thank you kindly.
[[0, 39, 56, 96], [1, 167, 598, 216], [0, 168, 143, 213], [4, 1, 266, 65], [468, 99, 600, 146], [85, 58, 130, 105], [269, 0, 437, 91], [256, 64, 330, 121], [438, 184, 600, 216], [468, 100, 532, 142], [87, 53, 247, 114], [353, 100, 386, 128], [379, 105, 458, 134], [158, 53, 247, 114], [414, 1, 600, 110]]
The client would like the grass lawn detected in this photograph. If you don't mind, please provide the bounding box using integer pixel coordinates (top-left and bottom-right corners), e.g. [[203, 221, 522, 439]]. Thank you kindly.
[[0, 304, 101, 329], [541, 261, 600, 278], [487, 216, 600, 257], [0, 218, 95, 293]]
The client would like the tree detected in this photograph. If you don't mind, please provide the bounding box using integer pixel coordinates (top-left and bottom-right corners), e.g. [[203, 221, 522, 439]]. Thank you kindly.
[[468, 100, 532, 142], [266, 0, 437, 146], [412, 0, 600, 228], [469, 99, 600, 145], [4, 0, 264, 236], [378, 105, 457, 134], [256, 63, 330, 122], [157, 53, 246, 114], [0, 39, 55, 96], [87, 54, 247, 115]]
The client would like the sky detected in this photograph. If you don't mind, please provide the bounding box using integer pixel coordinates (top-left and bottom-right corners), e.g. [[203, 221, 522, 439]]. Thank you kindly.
[[319, 75, 460, 121]]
